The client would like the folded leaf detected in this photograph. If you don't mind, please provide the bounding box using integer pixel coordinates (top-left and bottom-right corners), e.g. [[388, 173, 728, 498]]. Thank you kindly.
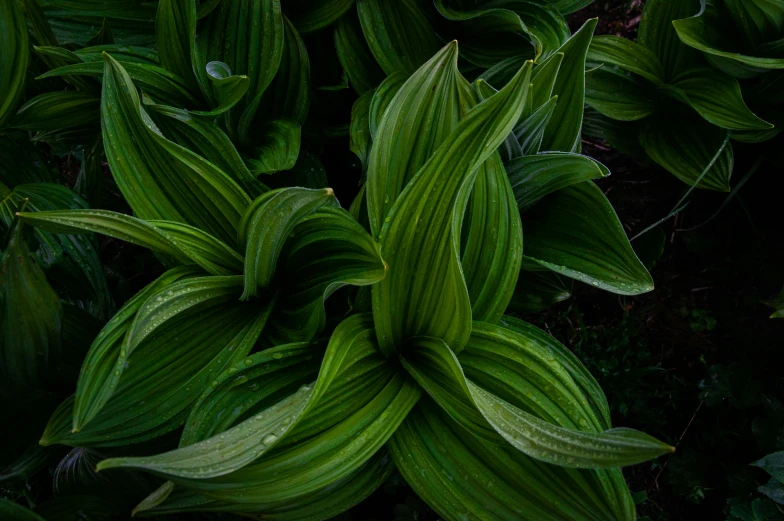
[[540, 18, 597, 153], [335, 8, 386, 95], [638, 0, 701, 80], [267, 207, 388, 344], [523, 181, 654, 295], [239, 187, 338, 299], [507, 152, 609, 211], [286, 0, 354, 33], [246, 120, 302, 175], [11, 92, 99, 131], [587, 35, 665, 84], [389, 399, 637, 521], [585, 67, 659, 121], [101, 54, 251, 245], [43, 275, 274, 446], [372, 46, 531, 356], [356, 0, 442, 76], [670, 67, 773, 130], [515, 96, 558, 155]]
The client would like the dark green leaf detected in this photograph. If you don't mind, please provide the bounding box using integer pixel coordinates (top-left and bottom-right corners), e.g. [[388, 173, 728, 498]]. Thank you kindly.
[[523, 181, 654, 294]]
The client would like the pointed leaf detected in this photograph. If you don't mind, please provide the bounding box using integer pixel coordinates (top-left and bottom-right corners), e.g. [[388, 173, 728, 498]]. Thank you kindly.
[[372, 49, 531, 356], [101, 54, 250, 245], [523, 181, 654, 295], [540, 18, 597, 153], [638, 0, 702, 80], [587, 35, 666, 84], [507, 152, 609, 211]]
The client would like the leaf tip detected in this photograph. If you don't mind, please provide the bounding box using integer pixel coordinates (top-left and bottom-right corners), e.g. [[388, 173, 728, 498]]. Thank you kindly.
[[325, 187, 334, 197]]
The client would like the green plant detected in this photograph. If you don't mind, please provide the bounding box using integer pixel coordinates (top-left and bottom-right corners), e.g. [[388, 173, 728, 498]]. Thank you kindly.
[[584, 0, 779, 192], [2, 1, 677, 520]]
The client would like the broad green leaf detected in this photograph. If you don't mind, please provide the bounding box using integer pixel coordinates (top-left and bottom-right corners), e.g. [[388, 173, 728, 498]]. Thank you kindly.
[[674, 3, 784, 77], [11, 92, 99, 132], [39, 61, 201, 108], [540, 18, 597, 153], [335, 8, 385, 94], [390, 399, 636, 521], [195, 0, 285, 143], [548, 0, 596, 15], [507, 152, 609, 212], [403, 320, 671, 468], [507, 269, 571, 313], [1, 225, 62, 398], [529, 51, 563, 111], [357, 0, 443, 76], [239, 187, 338, 299], [102, 315, 420, 512], [156, 0, 198, 89], [640, 112, 734, 191], [587, 35, 666, 84], [246, 120, 301, 175], [0, 0, 29, 128], [670, 67, 773, 130], [366, 44, 473, 236], [144, 102, 267, 198], [266, 207, 387, 344], [255, 17, 310, 126], [434, 0, 569, 66], [75, 44, 160, 65], [101, 54, 251, 245], [148, 221, 244, 275], [372, 46, 531, 356], [461, 152, 523, 324], [43, 276, 274, 446], [286, 0, 354, 33], [17, 209, 192, 266], [638, 0, 702, 80], [523, 182, 654, 295], [725, 0, 784, 49], [585, 67, 659, 121]]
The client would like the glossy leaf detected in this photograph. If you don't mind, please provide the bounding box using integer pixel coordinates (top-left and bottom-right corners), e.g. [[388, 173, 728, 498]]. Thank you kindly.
[[523, 182, 654, 295], [507, 269, 571, 313], [390, 399, 637, 521], [239, 187, 338, 299], [372, 44, 531, 356], [43, 275, 274, 446], [11, 92, 99, 132], [585, 67, 659, 122], [101, 54, 250, 245]]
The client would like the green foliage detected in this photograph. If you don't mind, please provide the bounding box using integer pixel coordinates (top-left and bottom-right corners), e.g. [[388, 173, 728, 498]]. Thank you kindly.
[[0, 1, 693, 520], [585, 0, 783, 192]]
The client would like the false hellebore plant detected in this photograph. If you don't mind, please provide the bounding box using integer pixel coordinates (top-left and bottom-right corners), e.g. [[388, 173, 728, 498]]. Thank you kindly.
[[15, 35, 673, 521], [583, 0, 776, 192]]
